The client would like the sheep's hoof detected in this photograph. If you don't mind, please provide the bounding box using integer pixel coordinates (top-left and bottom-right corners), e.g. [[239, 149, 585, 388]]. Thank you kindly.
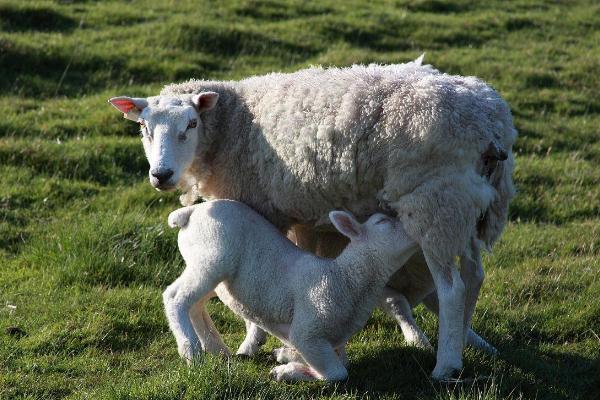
[[431, 362, 462, 381]]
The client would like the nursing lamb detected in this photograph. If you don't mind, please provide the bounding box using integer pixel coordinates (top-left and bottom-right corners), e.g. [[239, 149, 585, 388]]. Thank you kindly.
[[164, 200, 418, 381], [109, 60, 516, 379]]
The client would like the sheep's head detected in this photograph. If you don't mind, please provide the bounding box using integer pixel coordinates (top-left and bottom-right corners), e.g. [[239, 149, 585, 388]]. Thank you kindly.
[[108, 92, 218, 191], [329, 211, 417, 262]]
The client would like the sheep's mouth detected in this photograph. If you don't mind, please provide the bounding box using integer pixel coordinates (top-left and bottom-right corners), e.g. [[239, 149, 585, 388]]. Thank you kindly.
[[153, 184, 177, 192], [150, 179, 177, 191]]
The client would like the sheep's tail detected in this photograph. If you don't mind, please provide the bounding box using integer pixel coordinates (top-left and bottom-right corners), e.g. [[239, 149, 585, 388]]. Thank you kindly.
[[477, 151, 516, 250], [168, 206, 195, 229]]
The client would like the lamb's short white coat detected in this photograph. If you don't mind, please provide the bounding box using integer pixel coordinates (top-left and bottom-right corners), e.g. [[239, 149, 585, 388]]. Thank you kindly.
[[109, 58, 516, 379], [164, 200, 418, 381]]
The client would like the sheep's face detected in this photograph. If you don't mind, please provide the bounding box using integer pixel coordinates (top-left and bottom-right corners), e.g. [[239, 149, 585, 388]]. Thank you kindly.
[[108, 92, 219, 191], [329, 211, 416, 260]]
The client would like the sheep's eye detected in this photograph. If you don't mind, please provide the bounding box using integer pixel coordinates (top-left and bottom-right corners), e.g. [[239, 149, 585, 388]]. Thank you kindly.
[[375, 217, 389, 225], [187, 119, 197, 130]]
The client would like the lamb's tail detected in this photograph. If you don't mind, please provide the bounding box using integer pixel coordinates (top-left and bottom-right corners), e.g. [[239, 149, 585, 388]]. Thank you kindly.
[[168, 206, 195, 229]]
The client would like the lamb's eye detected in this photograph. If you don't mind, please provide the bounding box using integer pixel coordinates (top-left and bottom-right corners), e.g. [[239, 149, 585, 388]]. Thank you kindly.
[[375, 217, 390, 225], [187, 119, 197, 130]]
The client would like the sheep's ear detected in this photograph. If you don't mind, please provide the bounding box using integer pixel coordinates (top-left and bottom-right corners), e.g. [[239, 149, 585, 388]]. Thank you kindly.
[[329, 211, 364, 240], [108, 96, 148, 121], [191, 92, 219, 113]]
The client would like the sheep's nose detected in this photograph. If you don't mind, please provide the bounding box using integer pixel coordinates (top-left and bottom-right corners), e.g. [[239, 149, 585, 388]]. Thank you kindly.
[[151, 169, 174, 184]]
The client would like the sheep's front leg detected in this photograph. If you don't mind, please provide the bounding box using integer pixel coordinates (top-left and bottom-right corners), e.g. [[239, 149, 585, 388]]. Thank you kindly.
[[460, 238, 485, 346], [236, 320, 267, 357], [380, 287, 433, 350], [423, 252, 465, 380], [422, 292, 497, 355]]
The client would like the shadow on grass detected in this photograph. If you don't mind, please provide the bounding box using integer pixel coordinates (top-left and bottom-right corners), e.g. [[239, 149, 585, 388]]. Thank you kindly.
[[0, 39, 164, 97], [0, 5, 78, 32]]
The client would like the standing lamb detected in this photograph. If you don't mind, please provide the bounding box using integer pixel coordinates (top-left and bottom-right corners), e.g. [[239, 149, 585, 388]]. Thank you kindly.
[[164, 200, 419, 381], [108, 60, 516, 379]]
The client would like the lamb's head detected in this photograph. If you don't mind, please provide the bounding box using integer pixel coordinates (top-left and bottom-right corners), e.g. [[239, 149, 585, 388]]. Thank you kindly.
[[108, 92, 219, 191], [329, 211, 417, 263]]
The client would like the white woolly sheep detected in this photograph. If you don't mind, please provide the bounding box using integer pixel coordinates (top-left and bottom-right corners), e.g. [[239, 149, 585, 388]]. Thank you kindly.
[[164, 200, 418, 381], [109, 58, 516, 379]]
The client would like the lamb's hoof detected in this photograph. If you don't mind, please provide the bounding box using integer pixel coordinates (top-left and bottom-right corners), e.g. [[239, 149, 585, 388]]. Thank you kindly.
[[270, 363, 316, 382], [431, 362, 462, 381], [236, 342, 261, 357], [178, 340, 201, 365], [272, 347, 301, 364]]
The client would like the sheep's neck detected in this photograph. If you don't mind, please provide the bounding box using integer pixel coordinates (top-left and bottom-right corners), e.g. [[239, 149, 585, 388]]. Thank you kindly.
[[184, 82, 255, 201]]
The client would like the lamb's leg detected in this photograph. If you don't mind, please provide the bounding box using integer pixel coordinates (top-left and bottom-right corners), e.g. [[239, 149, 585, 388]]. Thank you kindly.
[[271, 338, 347, 382], [273, 347, 304, 364], [235, 226, 323, 358], [380, 287, 433, 350], [236, 320, 267, 357], [422, 251, 465, 380], [335, 344, 349, 368], [188, 293, 231, 356], [422, 293, 497, 355], [274, 344, 349, 368], [163, 272, 222, 364]]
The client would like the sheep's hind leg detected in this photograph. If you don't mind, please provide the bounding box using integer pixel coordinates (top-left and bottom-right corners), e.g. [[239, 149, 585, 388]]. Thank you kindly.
[[380, 287, 433, 350], [422, 251, 466, 380], [236, 320, 267, 357]]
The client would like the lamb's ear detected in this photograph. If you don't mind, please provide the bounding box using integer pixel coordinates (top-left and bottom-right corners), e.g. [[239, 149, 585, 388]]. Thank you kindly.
[[108, 97, 148, 121], [191, 92, 219, 113], [414, 53, 425, 65], [329, 211, 364, 240]]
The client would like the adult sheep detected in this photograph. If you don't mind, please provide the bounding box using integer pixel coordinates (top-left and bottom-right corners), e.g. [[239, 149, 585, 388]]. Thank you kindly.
[[109, 59, 516, 379]]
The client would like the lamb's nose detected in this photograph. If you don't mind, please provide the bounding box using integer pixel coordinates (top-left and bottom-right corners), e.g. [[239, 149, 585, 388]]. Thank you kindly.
[[151, 169, 174, 184]]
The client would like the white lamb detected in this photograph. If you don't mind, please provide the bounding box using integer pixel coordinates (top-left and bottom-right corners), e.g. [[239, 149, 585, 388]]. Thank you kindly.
[[109, 58, 516, 379], [164, 200, 418, 382]]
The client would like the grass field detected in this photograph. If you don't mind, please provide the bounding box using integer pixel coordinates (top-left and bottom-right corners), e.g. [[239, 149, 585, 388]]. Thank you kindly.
[[1, 0, 599, 399]]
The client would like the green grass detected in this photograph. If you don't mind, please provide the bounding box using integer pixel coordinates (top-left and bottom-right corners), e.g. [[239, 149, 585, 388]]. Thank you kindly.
[[1, 0, 599, 399]]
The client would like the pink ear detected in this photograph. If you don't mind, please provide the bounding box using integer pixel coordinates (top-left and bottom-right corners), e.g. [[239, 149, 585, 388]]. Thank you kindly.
[[108, 97, 148, 121], [329, 211, 364, 240], [191, 92, 219, 113], [108, 96, 148, 113]]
